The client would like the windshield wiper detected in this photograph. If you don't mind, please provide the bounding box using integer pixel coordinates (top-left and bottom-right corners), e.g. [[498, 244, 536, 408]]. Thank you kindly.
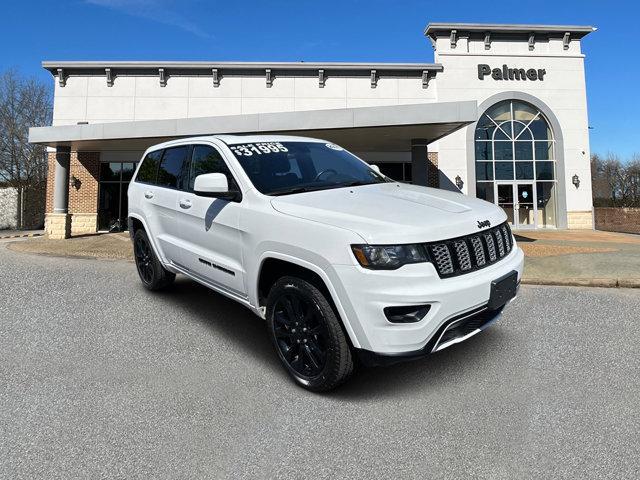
[[269, 186, 320, 196], [338, 180, 380, 188], [270, 181, 381, 196]]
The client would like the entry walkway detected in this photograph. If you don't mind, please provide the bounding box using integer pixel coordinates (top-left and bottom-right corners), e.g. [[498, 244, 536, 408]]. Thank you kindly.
[[515, 229, 640, 287], [0, 229, 44, 239]]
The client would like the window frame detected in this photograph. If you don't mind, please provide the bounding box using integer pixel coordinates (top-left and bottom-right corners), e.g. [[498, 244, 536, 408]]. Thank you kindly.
[[474, 100, 557, 190]]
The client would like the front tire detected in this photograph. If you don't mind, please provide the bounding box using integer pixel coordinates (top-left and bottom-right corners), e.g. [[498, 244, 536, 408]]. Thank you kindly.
[[133, 229, 175, 291], [266, 276, 353, 392]]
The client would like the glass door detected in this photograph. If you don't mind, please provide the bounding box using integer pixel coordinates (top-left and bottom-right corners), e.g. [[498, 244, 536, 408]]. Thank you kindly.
[[98, 162, 136, 232], [496, 183, 515, 227], [516, 183, 536, 229], [495, 182, 538, 229]]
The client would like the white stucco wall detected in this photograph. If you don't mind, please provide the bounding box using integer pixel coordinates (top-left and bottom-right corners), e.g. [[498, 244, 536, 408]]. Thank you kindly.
[[52, 74, 437, 126], [432, 33, 593, 216]]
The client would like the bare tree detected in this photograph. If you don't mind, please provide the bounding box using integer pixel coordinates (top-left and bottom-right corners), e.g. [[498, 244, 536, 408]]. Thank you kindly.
[[0, 69, 53, 188], [591, 152, 640, 207], [625, 154, 640, 207]]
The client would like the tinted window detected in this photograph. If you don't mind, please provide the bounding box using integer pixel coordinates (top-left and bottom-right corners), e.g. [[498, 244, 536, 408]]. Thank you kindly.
[[157, 146, 189, 189], [190, 146, 237, 191], [229, 141, 385, 195], [121, 163, 136, 181], [136, 150, 162, 184], [374, 162, 409, 182], [100, 162, 122, 182]]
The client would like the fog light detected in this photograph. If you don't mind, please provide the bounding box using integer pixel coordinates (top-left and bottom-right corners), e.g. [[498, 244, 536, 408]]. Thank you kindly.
[[384, 304, 431, 323]]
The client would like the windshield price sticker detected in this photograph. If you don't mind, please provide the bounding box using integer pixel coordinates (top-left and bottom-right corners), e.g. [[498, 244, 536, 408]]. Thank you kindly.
[[229, 143, 288, 156]]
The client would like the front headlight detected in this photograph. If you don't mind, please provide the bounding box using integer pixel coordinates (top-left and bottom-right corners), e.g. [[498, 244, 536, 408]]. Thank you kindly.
[[351, 244, 429, 270]]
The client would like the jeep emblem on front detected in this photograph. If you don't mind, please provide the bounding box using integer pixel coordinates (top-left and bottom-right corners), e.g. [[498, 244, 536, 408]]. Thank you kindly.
[[477, 220, 491, 229]]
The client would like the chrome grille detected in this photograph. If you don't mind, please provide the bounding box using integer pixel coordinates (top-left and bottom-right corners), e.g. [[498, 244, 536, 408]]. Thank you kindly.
[[500, 224, 511, 250], [494, 229, 505, 257], [484, 233, 497, 261], [453, 240, 472, 271], [470, 236, 486, 266], [426, 222, 514, 278], [429, 244, 454, 275]]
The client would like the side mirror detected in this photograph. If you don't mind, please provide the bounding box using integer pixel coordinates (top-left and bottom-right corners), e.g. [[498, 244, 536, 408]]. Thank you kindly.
[[194, 173, 240, 201], [369, 164, 381, 174]]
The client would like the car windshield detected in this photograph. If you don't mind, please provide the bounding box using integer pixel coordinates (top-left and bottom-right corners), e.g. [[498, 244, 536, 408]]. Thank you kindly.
[[227, 141, 388, 195]]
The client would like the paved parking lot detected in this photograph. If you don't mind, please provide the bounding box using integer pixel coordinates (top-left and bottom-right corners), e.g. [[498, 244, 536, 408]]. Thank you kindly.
[[1, 241, 638, 479]]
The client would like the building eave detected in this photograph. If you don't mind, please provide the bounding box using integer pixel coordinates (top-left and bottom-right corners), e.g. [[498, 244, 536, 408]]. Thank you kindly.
[[42, 61, 444, 76], [424, 22, 596, 40]]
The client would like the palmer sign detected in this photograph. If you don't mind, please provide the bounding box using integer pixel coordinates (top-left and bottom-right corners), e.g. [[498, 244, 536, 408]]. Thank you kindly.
[[478, 64, 546, 81]]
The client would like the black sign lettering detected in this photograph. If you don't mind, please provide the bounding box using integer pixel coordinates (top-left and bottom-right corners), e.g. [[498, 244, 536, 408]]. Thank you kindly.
[[478, 64, 546, 81], [478, 64, 491, 80]]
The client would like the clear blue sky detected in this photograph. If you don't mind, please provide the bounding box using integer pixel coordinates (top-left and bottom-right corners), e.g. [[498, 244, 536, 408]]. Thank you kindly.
[[1, 0, 637, 158]]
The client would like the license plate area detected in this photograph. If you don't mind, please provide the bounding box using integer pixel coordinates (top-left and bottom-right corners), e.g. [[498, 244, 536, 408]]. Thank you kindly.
[[488, 270, 518, 310]]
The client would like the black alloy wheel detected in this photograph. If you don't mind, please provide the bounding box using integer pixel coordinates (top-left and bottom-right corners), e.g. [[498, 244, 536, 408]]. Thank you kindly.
[[134, 233, 154, 284], [266, 276, 354, 392], [273, 292, 329, 377], [132, 228, 175, 291]]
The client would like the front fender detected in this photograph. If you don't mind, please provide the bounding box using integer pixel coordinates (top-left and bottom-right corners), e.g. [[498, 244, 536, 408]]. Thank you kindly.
[[253, 247, 364, 349]]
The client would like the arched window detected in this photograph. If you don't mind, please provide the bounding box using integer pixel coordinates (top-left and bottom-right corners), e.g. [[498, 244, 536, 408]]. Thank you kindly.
[[474, 100, 557, 228]]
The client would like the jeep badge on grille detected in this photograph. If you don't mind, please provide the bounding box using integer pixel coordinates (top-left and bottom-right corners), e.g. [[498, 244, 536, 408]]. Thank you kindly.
[[477, 220, 491, 229]]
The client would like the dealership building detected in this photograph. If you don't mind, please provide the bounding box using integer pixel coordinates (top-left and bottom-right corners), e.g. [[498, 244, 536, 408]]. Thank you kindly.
[[29, 22, 596, 238]]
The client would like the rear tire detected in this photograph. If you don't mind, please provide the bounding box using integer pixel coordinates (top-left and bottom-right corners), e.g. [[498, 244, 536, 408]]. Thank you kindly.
[[266, 276, 353, 392], [133, 229, 175, 291]]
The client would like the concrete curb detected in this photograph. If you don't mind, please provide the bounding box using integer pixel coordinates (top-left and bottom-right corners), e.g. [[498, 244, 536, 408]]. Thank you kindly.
[[0, 232, 44, 240], [522, 277, 640, 288]]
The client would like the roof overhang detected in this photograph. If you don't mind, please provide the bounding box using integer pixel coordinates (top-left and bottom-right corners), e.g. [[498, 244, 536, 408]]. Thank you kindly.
[[42, 61, 443, 77], [29, 101, 477, 152], [424, 22, 596, 41]]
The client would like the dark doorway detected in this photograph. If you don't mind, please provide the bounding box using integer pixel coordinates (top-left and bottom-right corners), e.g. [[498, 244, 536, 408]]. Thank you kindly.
[[98, 162, 136, 231]]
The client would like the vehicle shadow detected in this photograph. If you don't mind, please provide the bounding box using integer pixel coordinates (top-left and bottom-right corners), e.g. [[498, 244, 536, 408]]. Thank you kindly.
[[161, 277, 510, 398], [514, 233, 536, 243], [161, 277, 284, 374], [333, 329, 509, 400]]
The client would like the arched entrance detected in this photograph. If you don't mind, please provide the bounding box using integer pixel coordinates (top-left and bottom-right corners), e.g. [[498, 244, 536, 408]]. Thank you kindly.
[[467, 93, 567, 229]]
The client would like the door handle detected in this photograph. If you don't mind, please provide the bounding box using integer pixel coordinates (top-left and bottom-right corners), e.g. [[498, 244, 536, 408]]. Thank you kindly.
[[179, 199, 192, 209], [144, 191, 154, 199]]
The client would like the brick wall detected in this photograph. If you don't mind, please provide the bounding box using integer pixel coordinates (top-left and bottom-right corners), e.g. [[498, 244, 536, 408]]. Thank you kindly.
[[45, 152, 55, 214], [427, 152, 439, 188], [45, 151, 100, 214], [595, 207, 640, 234], [68, 152, 100, 214]]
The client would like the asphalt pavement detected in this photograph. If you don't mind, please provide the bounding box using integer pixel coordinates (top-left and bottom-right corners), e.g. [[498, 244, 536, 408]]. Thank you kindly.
[[1, 240, 638, 479]]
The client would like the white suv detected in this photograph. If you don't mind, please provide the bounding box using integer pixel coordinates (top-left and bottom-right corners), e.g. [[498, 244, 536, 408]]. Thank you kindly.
[[128, 135, 524, 391]]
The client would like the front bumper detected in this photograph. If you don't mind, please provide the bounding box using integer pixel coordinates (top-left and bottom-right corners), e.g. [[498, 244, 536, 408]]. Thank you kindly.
[[331, 245, 524, 356], [355, 303, 507, 366]]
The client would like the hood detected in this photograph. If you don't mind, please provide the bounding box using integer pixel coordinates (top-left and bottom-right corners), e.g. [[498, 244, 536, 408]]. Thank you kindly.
[[270, 182, 507, 244]]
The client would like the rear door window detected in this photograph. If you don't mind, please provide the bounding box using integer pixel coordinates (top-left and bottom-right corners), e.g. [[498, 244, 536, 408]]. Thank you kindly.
[[135, 150, 163, 184], [157, 146, 190, 189]]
